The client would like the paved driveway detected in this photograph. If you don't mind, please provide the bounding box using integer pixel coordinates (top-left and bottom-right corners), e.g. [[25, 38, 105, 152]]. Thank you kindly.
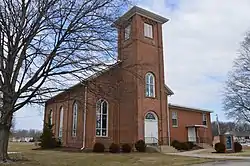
[[192, 160, 250, 166]]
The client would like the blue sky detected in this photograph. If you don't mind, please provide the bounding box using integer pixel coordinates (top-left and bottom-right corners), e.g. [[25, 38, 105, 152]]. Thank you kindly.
[[14, 0, 250, 130]]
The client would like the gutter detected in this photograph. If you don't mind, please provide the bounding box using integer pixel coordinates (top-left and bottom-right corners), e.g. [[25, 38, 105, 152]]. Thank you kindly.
[[167, 95, 172, 146], [81, 85, 88, 150]]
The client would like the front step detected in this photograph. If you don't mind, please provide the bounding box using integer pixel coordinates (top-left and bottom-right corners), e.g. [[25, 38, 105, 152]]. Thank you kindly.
[[160, 145, 178, 153]]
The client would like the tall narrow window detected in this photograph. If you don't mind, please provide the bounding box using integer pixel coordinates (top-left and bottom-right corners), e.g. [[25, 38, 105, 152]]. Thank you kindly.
[[202, 113, 207, 125], [145, 72, 155, 97], [172, 111, 178, 127], [49, 110, 53, 125], [144, 23, 153, 38], [124, 24, 131, 40], [72, 102, 78, 137], [96, 99, 108, 137], [59, 107, 64, 138]]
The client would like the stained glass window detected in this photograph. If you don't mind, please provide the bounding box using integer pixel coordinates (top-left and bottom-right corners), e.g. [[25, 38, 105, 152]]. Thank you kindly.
[[145, 112, 156, 120]]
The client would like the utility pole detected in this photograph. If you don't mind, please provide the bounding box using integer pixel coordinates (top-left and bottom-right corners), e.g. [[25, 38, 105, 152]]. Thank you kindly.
[[216, 114, 221, 135]]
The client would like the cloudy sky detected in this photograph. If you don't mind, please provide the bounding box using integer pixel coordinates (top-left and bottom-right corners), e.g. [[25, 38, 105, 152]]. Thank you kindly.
[[15, 0, 250, 130]]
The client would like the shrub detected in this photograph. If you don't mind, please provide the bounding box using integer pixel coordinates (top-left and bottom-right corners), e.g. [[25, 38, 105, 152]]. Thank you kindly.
[[109, 143, 120, 153], [234, 142, 242, 153], [93, 142, 105, 153], [171, 140, 182, 150], [171, 140, 193, 151], [185, 142, 195, 150], [39, 118, 58, 149], [214, 142, 225, 153], [121, 143, 132, 153], [180, 142, 190, 151], [135, 139, 146, 152], [171, 140, 180, 147]]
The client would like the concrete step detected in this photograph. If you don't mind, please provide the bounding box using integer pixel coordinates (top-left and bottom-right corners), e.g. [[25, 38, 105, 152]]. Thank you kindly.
[[160, 145, 178, 153]]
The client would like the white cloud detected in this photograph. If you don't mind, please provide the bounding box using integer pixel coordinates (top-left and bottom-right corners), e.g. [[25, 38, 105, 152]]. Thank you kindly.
[[139, 0, 250, 121]]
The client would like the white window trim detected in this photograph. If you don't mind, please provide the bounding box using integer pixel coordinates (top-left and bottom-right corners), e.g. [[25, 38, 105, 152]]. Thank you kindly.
[[72, 102, 78, 137], [59, 107, 64, 138], [124, 24, 131, 40], [96, 99, 109, 137], [144, 23, 153, 38], [145, 72, 156, 98], [172, 111, 178, 127]]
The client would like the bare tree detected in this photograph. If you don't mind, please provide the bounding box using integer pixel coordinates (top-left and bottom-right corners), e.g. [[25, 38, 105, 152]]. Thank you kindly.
[[223, 31, 250, 123], [0, 0, 132, 161]]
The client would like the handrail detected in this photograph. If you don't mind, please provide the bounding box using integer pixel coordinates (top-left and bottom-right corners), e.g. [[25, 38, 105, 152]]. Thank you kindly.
[[144, 137, 159, 145], [144, 137, 161, 152]]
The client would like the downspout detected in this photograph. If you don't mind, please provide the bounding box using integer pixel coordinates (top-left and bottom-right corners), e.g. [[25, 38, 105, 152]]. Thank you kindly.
[[167, 95, 171, 146], [81, 85, 88, 150]]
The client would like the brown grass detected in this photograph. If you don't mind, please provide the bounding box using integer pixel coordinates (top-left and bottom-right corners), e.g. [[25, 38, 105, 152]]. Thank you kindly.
[[3, 142, 217, 166]]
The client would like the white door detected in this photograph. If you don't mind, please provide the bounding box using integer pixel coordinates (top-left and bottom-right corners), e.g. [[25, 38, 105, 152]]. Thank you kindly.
[[188, 127, 196, 142], [144, 112, 158, 144]]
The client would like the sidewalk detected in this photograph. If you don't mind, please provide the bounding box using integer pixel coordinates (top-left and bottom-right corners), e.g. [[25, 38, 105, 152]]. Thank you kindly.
[[165, 149, 250, 160]]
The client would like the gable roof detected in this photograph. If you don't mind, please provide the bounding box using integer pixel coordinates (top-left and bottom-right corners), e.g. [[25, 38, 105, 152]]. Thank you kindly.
[[46, 61, 122, 102], [165, 85, 174, 95], [169, 103, 213, 113], [46, 59, 174, 102]]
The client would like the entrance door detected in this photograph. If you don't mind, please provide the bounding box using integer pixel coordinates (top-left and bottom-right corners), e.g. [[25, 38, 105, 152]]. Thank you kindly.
[[188, 127, 197, 142], [144, 112, 158, 144]]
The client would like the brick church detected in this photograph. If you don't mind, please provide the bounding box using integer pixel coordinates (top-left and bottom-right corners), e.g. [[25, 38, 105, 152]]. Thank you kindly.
[[44, 6, 213, 149]]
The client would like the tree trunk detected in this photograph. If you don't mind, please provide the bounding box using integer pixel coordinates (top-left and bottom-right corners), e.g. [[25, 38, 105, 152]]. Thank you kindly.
[[0, 125, 10, 162]]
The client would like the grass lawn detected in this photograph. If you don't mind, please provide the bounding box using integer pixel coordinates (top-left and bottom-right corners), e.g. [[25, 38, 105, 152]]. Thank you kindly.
[[4, 142, 218, 166], [227, 149, 250, 156], [194, 147, 250, 157]]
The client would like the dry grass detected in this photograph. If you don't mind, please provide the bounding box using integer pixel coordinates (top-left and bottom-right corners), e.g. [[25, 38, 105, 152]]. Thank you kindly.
[[3, 142, 217, 166], [194, 146, 250, 157]]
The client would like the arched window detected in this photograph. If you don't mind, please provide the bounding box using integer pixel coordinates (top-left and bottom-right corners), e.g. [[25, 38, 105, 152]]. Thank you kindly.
[[96, 99, 108, 137], [72, 102, 78, 137], [49, 110, 53, 125], [145, 72, 155, 97], [58, 107, 64, 138], [145, 112, 156, 120]]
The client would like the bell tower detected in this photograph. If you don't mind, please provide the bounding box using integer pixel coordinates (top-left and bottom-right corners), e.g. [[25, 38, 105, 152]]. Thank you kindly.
[[114, 6, 170, 145]]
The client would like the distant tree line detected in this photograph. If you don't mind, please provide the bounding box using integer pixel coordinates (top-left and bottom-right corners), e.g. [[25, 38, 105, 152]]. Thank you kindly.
[[211, 121, 250, 136], [11, 129, 42, 140]]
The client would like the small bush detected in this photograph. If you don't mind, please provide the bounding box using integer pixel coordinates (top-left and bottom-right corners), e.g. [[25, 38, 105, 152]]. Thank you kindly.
[[109, 143, 120, 153], [179, 142, 189, 151], [93, 142, 105, 153], [215, 142, 225, 153], [121, 143, 132, 153], [186, 142, 195, 150], [135, 139, 146, 152], [39, 120, 58, 149], [171, 140, 193, 151], [171, 140, 182, 150], [234, 142, 242, 153], [171, 140, 180, 147]]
